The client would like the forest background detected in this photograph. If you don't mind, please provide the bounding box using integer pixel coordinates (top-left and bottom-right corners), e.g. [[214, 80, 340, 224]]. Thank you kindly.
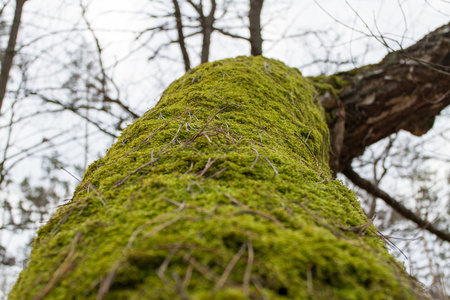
[[0, 0, 448, 298]]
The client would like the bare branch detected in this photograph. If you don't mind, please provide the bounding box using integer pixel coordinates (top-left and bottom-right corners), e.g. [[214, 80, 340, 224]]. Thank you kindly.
[[79, 0, 108, 97], [214, 27, 249, 41], [30, 92, 118, 138], [103, 96, 139, 119], [186, 0, 202, 16], [342, 166, 450, 242]]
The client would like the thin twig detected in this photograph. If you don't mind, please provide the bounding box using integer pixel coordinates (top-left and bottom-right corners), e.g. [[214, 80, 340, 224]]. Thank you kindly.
[[34, 231, 82, 300], [224, 194, 246, 208], [160, 196, 183, 207], [62, 168, 106, 207], [171, 271, 189, 300], [243, 240, 254, 296], [214, 243, 247, 291], [157, 246, 181, 280], [233, 210, 285, 229], [250, 148, 259, 170], [225, 193, 284, 228], [262, 156, 278, 175], [197, 155, 223, 178], [116, 124, 183, 187], [184, 257, 218, 282], [295, 132, 320, 171]]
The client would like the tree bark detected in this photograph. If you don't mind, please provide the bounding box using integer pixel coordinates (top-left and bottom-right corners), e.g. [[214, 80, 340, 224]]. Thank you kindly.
[[0, 0, 26, 116], [320, 23, 450, 173], [248, 0, 264, 56], [314, 23, 450, 243], [200, 0, 216, 64], [8, 57, 426, 299]]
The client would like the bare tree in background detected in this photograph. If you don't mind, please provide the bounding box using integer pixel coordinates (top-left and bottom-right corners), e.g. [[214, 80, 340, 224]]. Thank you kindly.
[[0, 0, 26, 115], [248, 0, 263, 56], [172, 0, 191, 71], [187, 0, 217, 63], [138, 0, 267, 70], [137, 0, 222, 69]]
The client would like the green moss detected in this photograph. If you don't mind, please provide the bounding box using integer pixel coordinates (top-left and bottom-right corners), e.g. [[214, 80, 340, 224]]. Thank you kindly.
[[309, 74, 349, 96], [9, 57, 424, 299]]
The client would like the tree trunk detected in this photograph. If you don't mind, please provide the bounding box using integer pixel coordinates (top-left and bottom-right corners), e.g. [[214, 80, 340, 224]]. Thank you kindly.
[[0, 0, 26, 116], [249, 0, 263, 56], [172, 0, 191, 72], [200, 0, 216, 64], [9, 57, 426, 299], [317, 22, 450, 173]]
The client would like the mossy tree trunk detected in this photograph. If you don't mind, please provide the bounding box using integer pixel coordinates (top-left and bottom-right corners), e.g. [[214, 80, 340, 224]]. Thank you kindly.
[[9, 57, 426, 299]]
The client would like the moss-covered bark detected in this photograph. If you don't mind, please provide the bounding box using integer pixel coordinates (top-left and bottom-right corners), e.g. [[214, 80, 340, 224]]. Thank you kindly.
[[9, 57, 425, 299]]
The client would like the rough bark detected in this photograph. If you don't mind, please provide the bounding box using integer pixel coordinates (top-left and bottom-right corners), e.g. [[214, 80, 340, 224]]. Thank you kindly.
[[0, 0, 26, 116], [319, 22, 450, 173], [9, 57, 426, 299], [249, 0, 264, 56]]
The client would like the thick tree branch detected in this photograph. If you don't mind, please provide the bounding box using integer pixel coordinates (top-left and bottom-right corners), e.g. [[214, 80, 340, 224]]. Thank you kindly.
[[343, 166, 450, 242], [321, 23, 450, 173]]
